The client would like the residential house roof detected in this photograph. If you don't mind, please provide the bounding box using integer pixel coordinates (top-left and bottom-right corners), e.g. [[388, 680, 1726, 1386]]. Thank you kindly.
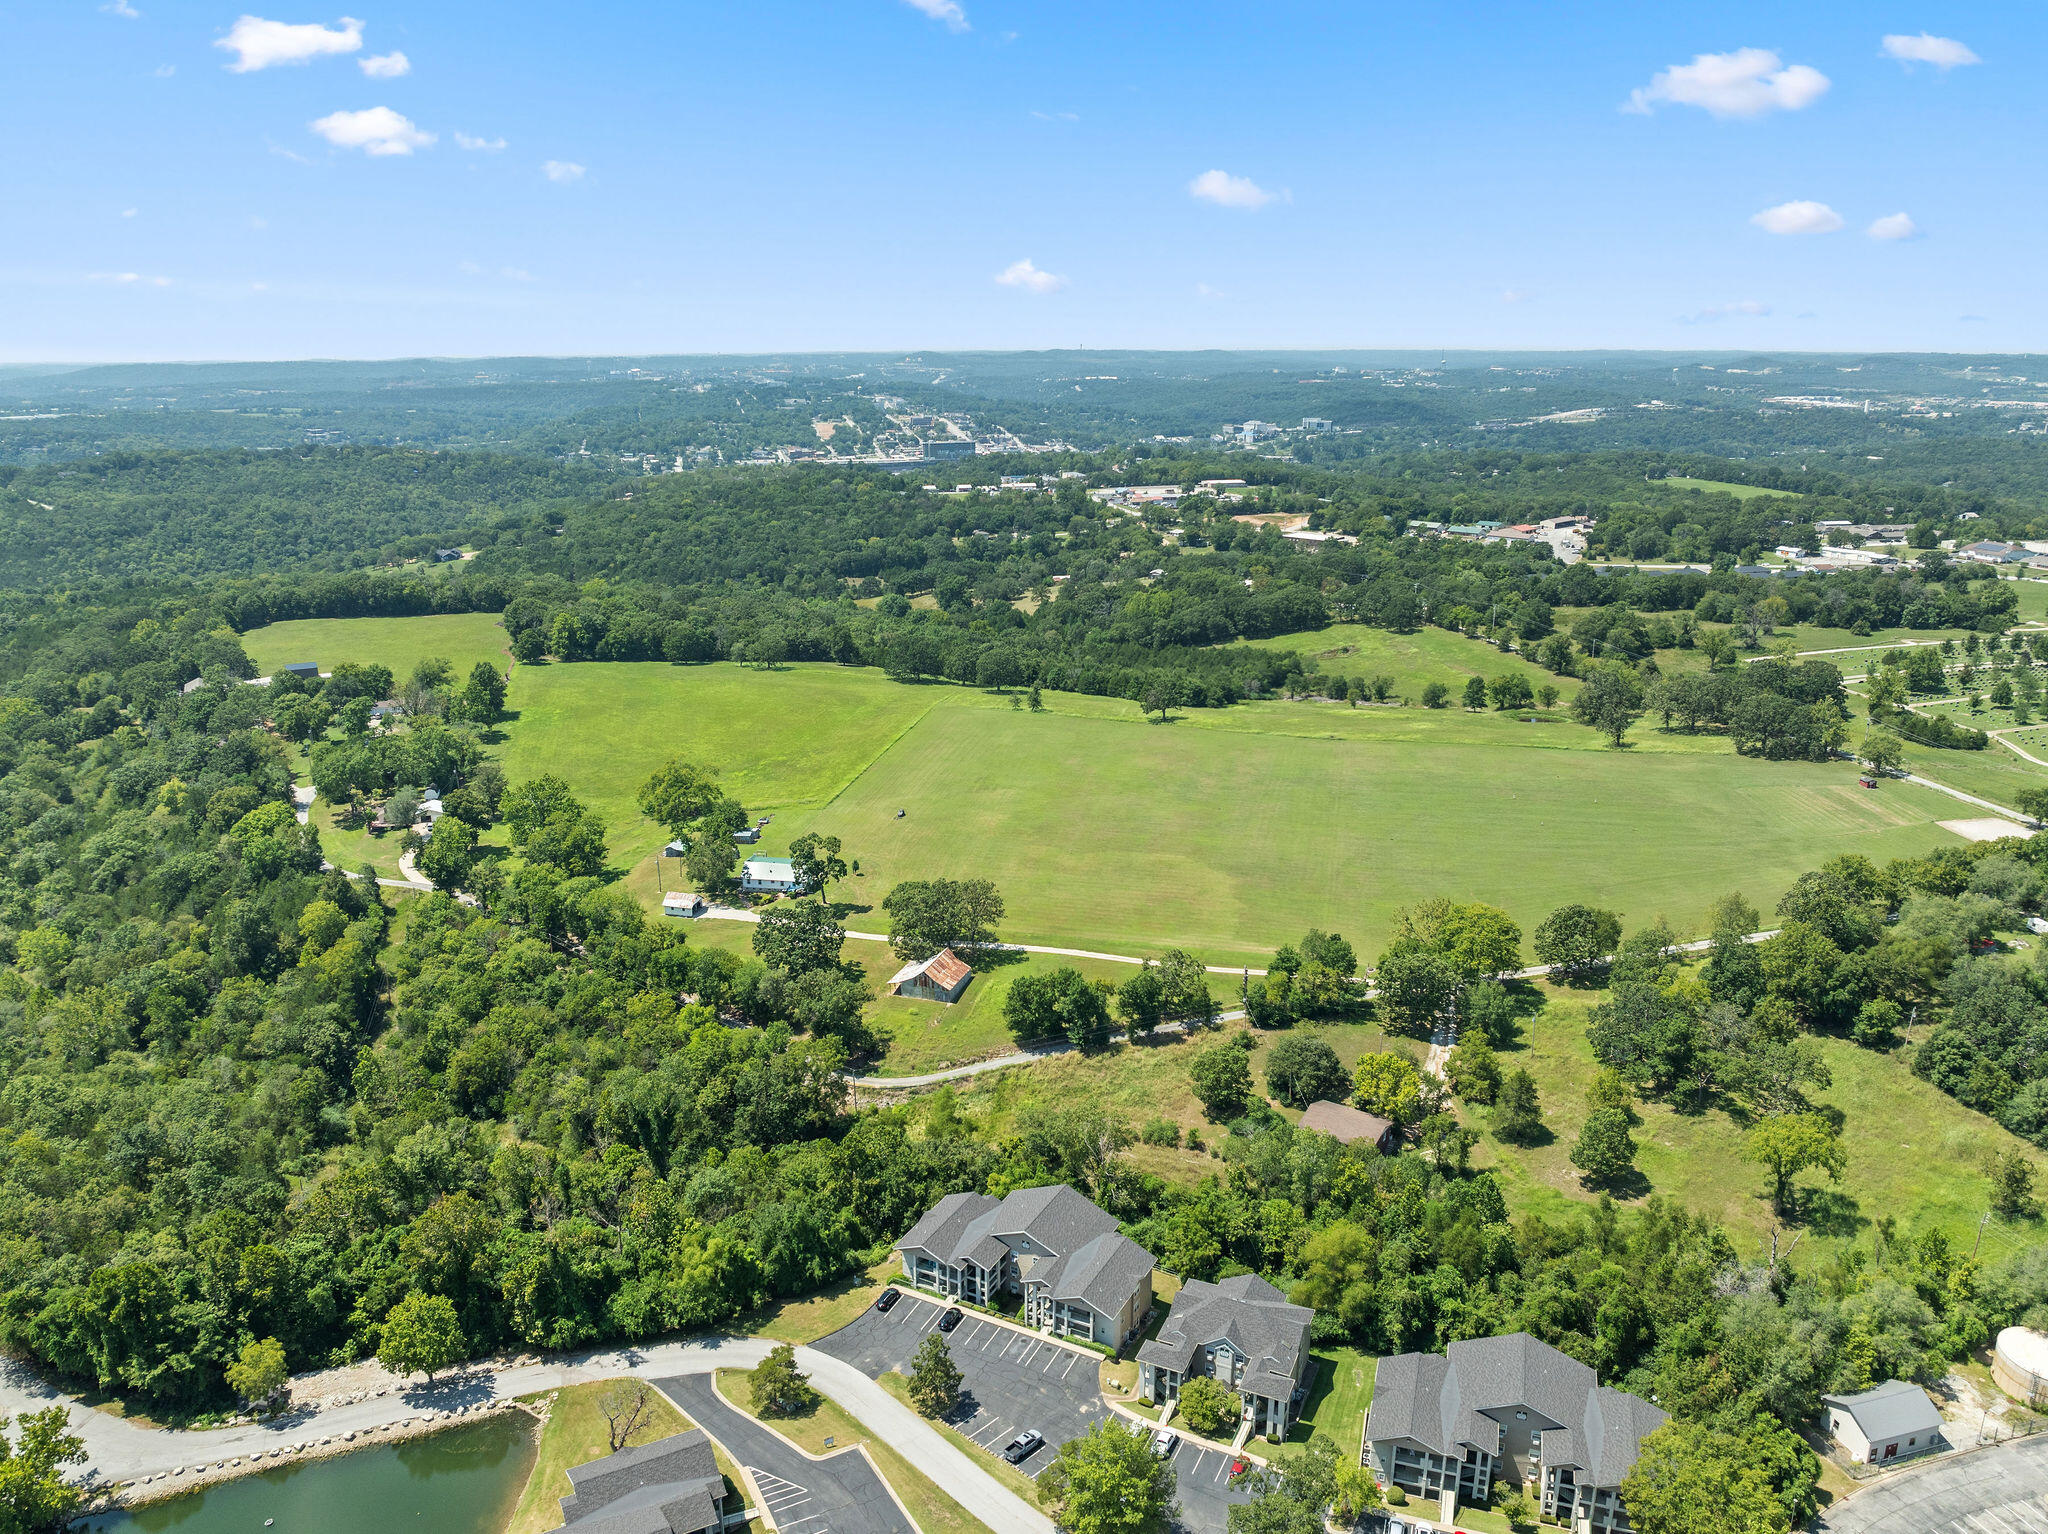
[[1137, 1274, 1313, 1401], [1030, 1231, 1156, 1317], [741, 857, 797, 882], [560, 1430, 722, 1533], [1298, 1100, 1397, 1147], [895, 1184, 1154, 1318], [1367, 1332, 1667, 1492], [1823, 1380, 1944, 1443], [888, 948, 973, 991]]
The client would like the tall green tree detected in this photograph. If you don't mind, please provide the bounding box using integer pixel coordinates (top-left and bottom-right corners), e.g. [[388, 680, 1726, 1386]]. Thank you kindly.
[[907, 1329, 963, 1417], [377, 1293, 466, 1383], [1036, 1420, 1177, 1534], [0, 1407, 87, 1534]]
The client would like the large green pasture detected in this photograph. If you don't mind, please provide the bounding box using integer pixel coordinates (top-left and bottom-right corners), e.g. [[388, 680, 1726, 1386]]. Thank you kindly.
[[240, 611, 510, 680], [778, 702, 1960, 963], [1658, 477, 1801, 500], [1230, 623, 1578, 703]]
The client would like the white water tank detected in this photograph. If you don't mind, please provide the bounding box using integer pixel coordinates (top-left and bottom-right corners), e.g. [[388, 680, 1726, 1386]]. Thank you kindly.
[[1994, 1326, 2048, 1406]]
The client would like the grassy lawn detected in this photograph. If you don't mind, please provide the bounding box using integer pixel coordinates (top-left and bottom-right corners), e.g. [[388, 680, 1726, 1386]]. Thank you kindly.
[[504, 1380, 747, 1534], [714, 1369, 990, 1534], [240, 611, 510, 680], [1658, 477, 1801, 500], [774, 692, 1964, 965], [1229, 624, 1580, 705], [308, 795, 410, 879], [1471, 977, 2048, 1260], [741, 1256, 894, 1345], [951, 1019, 1266, 1186], [1894, 738, 2046, 816], [469, 660, 1966, 966], [1271, 1347, 1376, 1463], [871, 1370, 1047, 1506], [499, 661, 938, 867]]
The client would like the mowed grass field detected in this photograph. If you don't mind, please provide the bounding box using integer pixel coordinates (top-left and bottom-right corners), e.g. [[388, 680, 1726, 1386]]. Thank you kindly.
[[776, 700, 1964, 965], [1658, 476, 1802, 499], [241, 610, 510, 679], [1231, 622, 1579, 703], [255, 618, 1970, 967]]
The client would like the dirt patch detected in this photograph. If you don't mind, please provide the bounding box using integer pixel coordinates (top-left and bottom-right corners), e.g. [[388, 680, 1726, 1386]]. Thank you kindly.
[[1941, 817, 2035, 842]]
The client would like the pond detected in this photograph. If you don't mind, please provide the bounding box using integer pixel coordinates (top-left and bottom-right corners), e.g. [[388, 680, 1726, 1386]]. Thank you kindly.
[[82, 1411, 540, 1534]]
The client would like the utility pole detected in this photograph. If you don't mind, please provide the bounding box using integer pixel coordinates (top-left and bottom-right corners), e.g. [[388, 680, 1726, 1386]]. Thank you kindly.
[[1973, 1208, 1992, 1260]]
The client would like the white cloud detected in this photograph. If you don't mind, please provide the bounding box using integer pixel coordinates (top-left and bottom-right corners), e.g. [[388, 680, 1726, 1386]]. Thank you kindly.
[[501, 266, 534, 281], [91, 272, 172, 287], [309, 106, 434, 156], [359, 50, 410, 78], [1188, 169, 1280, 209], [457, 260, 483, 275], [1501, 288, 1534, 304], [1030, 109, 1079, 122], [249, 214, 269, 229], [994, 258, 1064, 294], [541, 160, 585, 182], [1882, 33, 1979, 68], [217, 15, 364, 72], [1751, 199, 1843, 235], [1868, 211, 1920, 240], [121, 207, 138, 218], [1625, 48, 1829, 118], [154, 63, 176, 76], [103, 0, 141, 17], [902, 0, 968, 32], [455, 132, 506, 151], [1682, 299, 1771, 323], [1195, 282, 1224, 299]]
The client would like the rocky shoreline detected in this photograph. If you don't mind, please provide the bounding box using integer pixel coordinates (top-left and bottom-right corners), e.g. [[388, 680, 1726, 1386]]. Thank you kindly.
[[87, 1394, 540, 1513]]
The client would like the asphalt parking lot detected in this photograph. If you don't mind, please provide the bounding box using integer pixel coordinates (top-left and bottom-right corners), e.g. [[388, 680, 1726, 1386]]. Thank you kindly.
[[813, 1289, 1253, 1534], [1817, 1436, 2048, 1534], [655, 1372, 914, 1534]]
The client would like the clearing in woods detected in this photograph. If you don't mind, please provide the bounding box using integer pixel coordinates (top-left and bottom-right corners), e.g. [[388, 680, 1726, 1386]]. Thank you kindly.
[[259, 619, 1973, 966], [240, 611, 510, 681]]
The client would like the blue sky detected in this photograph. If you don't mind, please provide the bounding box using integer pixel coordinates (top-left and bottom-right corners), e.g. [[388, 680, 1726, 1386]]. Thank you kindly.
[[2, 1, 2042, 360]]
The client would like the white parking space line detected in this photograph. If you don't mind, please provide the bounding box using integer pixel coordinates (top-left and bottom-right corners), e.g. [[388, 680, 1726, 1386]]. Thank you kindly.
[[1058, 1352, 1079, 1378], [1018, 1340, 1042, 1367]]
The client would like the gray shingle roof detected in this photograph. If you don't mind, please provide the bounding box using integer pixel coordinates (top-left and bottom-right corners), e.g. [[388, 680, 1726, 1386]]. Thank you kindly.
[[894, 1191, 1000, 1265], [1367, 1333, 1665, 1491], [992, 1183, 1120, 1254], [1137, 1274, 1313, 1401], [561, 1430, 722, 1533], [1824, 1379, 1944, 1442], [1541, 1387, 1670, 1486], [1028, 1231, 1154, 1316]]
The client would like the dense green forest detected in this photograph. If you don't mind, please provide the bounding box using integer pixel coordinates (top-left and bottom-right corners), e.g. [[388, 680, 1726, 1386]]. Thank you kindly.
[[0, 449, 611, 586]]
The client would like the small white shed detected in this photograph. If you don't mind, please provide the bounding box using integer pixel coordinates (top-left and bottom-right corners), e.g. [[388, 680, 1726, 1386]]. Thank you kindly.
[[1823, 1380, 1944, 1465], [662, 891, 707, 919]]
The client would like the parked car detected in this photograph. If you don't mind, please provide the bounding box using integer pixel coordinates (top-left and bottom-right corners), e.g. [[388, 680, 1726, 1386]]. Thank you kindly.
[[938, 1307, 964, 1333], [1230, 1457, 1250, 1478], [1002, 1430, 1046, 1464], [874, 1288, 900, 1313], [1150, 1429, 1177, 1459]]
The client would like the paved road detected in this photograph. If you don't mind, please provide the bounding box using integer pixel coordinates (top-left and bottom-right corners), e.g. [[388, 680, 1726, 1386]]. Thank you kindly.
[[8, 1337, 1052, 1534], [814, 1293, 1251, 1534], [657, 1373, 912, 1534], [1819, 1438, 2048, 1534]]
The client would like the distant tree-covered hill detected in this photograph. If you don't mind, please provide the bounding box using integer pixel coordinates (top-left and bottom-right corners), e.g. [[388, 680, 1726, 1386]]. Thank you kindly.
[[0, 448, 614, 587]]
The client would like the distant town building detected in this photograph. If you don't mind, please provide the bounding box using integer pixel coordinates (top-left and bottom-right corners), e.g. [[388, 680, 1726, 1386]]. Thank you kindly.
[[920, 439, 976, 461], [1301, 417, 1333, 433]]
